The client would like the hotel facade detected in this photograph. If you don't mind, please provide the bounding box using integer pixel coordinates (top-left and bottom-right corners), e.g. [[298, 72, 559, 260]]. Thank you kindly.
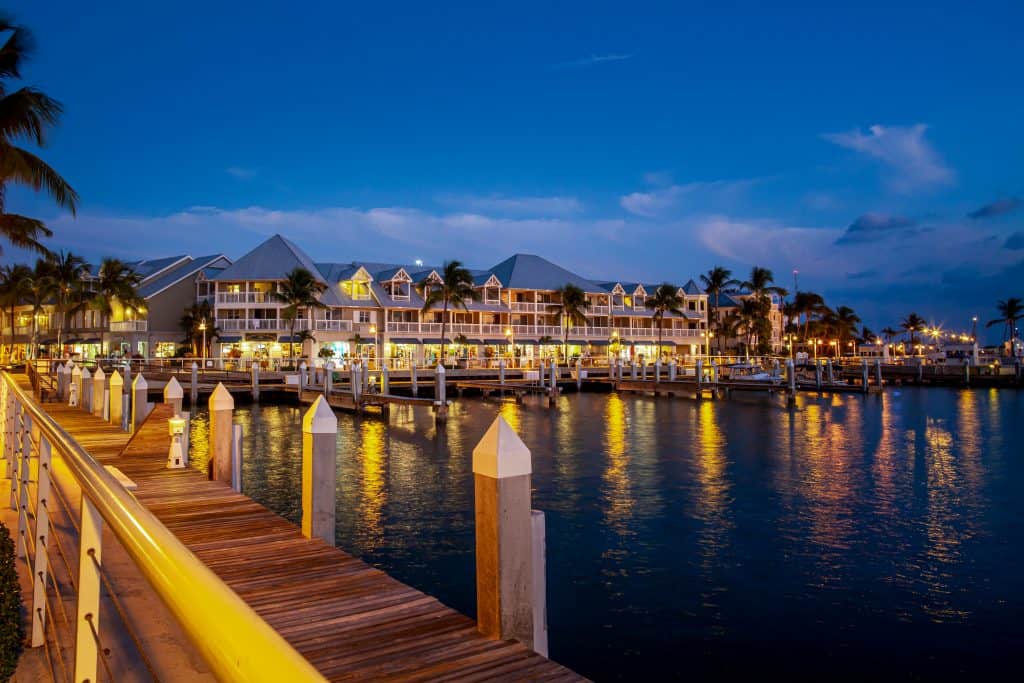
[[4, 234, 787, 364]]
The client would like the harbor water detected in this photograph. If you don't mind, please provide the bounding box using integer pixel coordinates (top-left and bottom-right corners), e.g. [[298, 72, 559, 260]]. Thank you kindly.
[[188, 387, 1023, 680]]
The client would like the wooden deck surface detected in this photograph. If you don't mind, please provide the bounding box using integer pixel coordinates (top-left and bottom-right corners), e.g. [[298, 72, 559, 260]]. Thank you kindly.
[[26, 376, 583, 681]]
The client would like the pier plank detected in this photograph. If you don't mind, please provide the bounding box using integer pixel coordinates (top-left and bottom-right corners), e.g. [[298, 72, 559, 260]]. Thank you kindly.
[[29, 381, 582, 682]]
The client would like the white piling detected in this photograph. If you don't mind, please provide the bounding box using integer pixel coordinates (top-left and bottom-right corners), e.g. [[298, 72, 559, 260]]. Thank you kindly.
[[231, 424, 243, 492], [874, 359, 883, 387], [190, 361, 199, 405], [210, 383, 234, 483], [654, 358, 662, 384], [669, 360, 677, 382], [92, 367, 106, 418], [302, 396, 338, 545], [71, 366, 82, 408], [826, 359, 834, 384], [108, 370, 124, 426], [81, 367, 92, 413], [164, 376, 183, 414], [815, 360, 823, 389], [861, 359, 869, 393], [298, 361, 307, 392], [251, 362, 260, 402], [411, 364, 418, 396], [381, 365, 389, 395], [132, 374, 150, 432]]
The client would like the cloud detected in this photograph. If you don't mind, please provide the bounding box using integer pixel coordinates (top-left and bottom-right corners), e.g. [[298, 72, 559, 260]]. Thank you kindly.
[[1004, 232, 1024, 250], [620, 179, 759, 217], [435, 194, 582, 217], [550, 53, 633, 70], [968, 196, 1022, 220], [835, 213, 917, 245], [822, 124, 954, 193], [226, 166, 257, 179]]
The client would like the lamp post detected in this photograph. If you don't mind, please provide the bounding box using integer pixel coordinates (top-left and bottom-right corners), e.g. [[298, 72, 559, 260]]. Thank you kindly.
[[199, 319, 207, 361], [505, 327, 514, 367], [369, 324, 377, 369], [971, 316, 978, 342], [812, 339, 819, 360]]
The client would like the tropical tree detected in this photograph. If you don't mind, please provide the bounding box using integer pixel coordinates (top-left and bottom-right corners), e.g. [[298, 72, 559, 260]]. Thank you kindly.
[[645, 283, 683, 361], [24, 259, 54, 357], [89, 258, 144, 330], [0, 15, 78, 255], [793, 291, 826, 341], [900, 313, 927, 349], [180, 300, 218, 356], [548, 283, 590, 362], [741, 267, 787, 355], [0, 263, 30, 359], [857, 325, 876, 345], [881, 326, 899, 356], [835, 305, 861, 355], [44, 250, 89, 351], [420, 260, 480, 365], [985, 297, 1023, 343], [271, 267, 326, 362], [700, 266, 739, 353]]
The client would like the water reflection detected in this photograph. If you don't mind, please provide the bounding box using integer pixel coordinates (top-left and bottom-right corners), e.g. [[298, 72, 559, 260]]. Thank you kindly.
[[185, 387, 1020, 680]]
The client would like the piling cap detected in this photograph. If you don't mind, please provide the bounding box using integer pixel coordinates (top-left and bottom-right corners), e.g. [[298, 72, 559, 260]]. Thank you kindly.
[[81, 367, 91, 379], [299, 361, 307, 369], [93, 366, 105, 380], [57, 362, 66, 372], [209, 382, 234, 411], [436, 363, 446, 375], [109, 370, 123, 386], [133, 373, 148, 390], [71, 366, 82, 378], [302, 395, 337, 434], [192, 361, 198, 370], [164, 376, 183, 399], [472, 415, 532, 479]]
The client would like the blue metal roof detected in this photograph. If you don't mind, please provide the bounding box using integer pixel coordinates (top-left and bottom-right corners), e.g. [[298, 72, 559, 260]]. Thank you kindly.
[[212, 235, 326, 283], [487, 254, 605, 293], [682, 279, 703, 295], [138, 254, 230, 299]]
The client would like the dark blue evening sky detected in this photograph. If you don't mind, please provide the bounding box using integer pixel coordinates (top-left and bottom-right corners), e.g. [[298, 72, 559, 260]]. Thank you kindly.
[[3, 1, 1023, 336]]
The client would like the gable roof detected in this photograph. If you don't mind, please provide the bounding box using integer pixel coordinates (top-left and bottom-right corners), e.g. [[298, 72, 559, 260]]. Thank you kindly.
[[682, 279, 703, 296], [211, 234, 325, 283], [134, 255, 189, 280], [139, 254, 231, 299], [487, 254, 604, 293]]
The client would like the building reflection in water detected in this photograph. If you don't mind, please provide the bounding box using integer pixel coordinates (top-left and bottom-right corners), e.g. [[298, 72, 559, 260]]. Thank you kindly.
[[357, 419, 387, 550], [601, 392, 634, 539]]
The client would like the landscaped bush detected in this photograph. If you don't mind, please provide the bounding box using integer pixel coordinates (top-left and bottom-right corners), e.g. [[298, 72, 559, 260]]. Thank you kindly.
[[0, 522, 24, 680]]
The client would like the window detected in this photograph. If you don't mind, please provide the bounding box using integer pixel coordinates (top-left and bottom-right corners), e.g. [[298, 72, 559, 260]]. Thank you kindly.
[[358, 311, 371, 323]]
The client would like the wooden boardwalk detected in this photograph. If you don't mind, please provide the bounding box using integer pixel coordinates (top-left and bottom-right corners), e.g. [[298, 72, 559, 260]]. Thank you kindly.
[[26, 377, 582, 681]]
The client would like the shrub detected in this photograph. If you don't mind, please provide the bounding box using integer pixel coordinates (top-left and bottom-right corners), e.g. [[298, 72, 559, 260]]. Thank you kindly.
[[0, 522, 24, 680]]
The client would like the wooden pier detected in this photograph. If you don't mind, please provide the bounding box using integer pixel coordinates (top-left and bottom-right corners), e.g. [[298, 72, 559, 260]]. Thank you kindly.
[[13, 373, 583, 681]]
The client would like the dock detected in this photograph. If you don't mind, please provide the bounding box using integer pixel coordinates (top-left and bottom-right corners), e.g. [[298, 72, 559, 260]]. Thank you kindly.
[[4, 372, 583, 681]]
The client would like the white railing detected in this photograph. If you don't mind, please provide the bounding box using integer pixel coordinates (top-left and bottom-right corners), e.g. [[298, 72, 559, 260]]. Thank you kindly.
[[1, 370, 325, 682], [314, 319, 354, 332], [509, 302, 551, 313], [215, 319, 312, 332], [589, 305, 610, 314], [216, 292, 274, 304], [14, 326, 31, 335], [110, 320, 148, 332]]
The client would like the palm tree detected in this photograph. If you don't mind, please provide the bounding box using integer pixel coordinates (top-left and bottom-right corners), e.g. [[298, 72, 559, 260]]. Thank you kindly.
[[44, 250, 89, 351], [741, 267, 787, 355], [0, 263, 30, 359], [180, 300, 218, 356], [881, 326, 899, 356], [986, 297, 1023, 343], [25, 258, 54, 357], [89, 258, 144, 332], [857, 325, 876, 345], [793, 291, 826, 341], [901, 313, 927, 348], [548, 283, 589, 362], [420, 260, 480, 365], [645, 283, 683, 361], [700, 266, 739, 353], [0, 15, 78, 255], [270, 267, 326, 362], [835, 305, 861, 355]]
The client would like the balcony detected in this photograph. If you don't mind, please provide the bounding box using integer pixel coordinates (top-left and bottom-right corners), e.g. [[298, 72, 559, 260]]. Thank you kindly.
[[509, 302, 551, 313], [314, 320, 354, 332], [110, 320, 148, 332], [215, 319, 312, 332], [215, 292, 274, 305]]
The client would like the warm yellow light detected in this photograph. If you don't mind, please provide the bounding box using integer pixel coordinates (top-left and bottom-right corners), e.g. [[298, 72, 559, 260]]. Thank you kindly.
[[505, 328, 512, 336], [369, 325, 377, 334]]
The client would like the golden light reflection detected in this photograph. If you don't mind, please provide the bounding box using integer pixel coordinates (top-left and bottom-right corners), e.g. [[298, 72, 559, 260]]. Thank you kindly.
[[601, 393, 634, 538], [358, 419, 387, 549], [499, 401, 521, 432], [694, 401, 731, 565]]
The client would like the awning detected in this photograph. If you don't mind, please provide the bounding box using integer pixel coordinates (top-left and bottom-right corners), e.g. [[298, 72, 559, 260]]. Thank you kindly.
[[484, 339, 510, 345], [278, 335, 303, 342], [589, 340, 611, 346], [218, 336, 242, 343], [567, 339, 587, 345], [81, 338, 101, 344], [422, 338, 442, 344], [389, 337, 420, 344], [464, 339, 485, 345], [674, 340, 696, 346]]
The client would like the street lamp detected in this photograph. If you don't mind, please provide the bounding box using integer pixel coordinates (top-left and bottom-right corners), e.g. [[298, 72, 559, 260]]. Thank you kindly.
[[198, 319, 207, 360]]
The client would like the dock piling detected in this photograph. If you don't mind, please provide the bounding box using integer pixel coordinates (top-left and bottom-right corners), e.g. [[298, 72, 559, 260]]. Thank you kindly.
[[435, 364, 448, 422], [362, 360, 370, 397], [815, 360, 823, 390], [472, 415, 545, 654], [231, 424, 243, 493], [164, 376, 183, 414], [70, 365, 82, 407], [826, 359, 834, 384], [109, 370, 124, 427], [498, 359, 505, 388], [669, 360, 677, 382], [132, 374, 150, 432], [381, 365, 389, 395], [875, 359, 883, 388], [92, 367, 106, 418], [861, 360, 869, 393], [251, 362, 260, 402], [576, 358, 582, 390], [81, 367, 92, 413], [210, 383, 234, 483], [190, 362, 198, 405], [654, 358, 662, 384], [298, 361, 307, 392], [302, 396, 338, 546], [631, 361, 637, 381], [411, 364, 418, 396]]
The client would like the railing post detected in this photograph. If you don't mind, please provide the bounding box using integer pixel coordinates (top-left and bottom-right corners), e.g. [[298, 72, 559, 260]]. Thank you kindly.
[[302, 396, 338, 545], [210, 383, 235, 483], [7, 395, 19, 510], [81, 367, 92, 414], [472, 416, 543, 653], [74, 495, 102, 683], [31, 434, 52, 647], [132, 374, 150, 432], [164, 376, 183, 414], [17, 411, 31, 559], [92, 366, 106, 418], [109, 370, 124, 427]]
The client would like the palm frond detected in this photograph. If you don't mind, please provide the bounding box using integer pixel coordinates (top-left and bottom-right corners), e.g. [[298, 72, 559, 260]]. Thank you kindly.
[[0, 87, 62, 145], [0, 142, 79, 214], [0, 211, 52, 255]]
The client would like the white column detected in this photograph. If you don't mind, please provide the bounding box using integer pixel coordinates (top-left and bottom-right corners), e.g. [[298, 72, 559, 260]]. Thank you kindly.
[[108, 370, 124, 426], [91, 367, 106, 418], [210, 383, 235, 484], [302, 396, 338, 545], [132, 374, 149, 432]]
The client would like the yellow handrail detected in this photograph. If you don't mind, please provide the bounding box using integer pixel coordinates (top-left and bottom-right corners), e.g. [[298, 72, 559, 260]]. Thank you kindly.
[[2, 371, 327, 682]]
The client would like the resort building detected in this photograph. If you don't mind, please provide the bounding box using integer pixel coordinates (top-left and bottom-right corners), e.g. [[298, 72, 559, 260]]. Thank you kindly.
[[1, 253, 230, 360], [207, 235, 710, 366], [708, 291, 785, 353]]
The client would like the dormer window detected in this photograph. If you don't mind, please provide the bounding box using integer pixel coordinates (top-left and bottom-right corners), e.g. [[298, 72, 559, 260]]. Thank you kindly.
[[387, 281, 410, 300]]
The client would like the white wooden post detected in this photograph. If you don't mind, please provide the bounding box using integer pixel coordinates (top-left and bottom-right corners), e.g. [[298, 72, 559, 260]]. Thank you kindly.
[[31, 434, 52, 647], [862, 359, 870, 393], [668, 360, 677, 382], [8, 396, 19, 510], [875, 359, 883, 387], [654, 358, 662, 383], [381, 365, 389, 395], [73, 495, 102, 683], [473, 416, 544, 653], [641, 360, 647, 381], [695, 359, 703, 392], [56, 363, 67, 399], [362, 359, 370, 396], [711, 361, 719, 383], [190, 361, 199, 405], [787, 359, 796, 392], [302, 396, 338, 545], [630, 361, 637, 381], [815, 360, 823, 389], [132, 374, 149, 432], [70, 365, 82, 407], [826, 358, 834, 384], [210, 383, 234, 483], [108, 370, 124, 426], [298, 361, 307, 393], [498, 359, 505, 386], [576, 358, 582, 390], [164, 376, 183, 414], [81, 367, 92, 414], [251, 362, 260, 402], [531, 509, 548, 657], [411, 363, 418, 396], [91, 366, 106, 418], [435, 363, 447, 421]]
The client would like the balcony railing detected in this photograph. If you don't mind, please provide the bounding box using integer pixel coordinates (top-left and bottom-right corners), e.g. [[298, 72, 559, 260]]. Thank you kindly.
[[215, 319, 312, 332], [314, 319, 354, 331], [110, 320, 148, 332], [509, 302, 552, 313], [216, 292, 274, 304]]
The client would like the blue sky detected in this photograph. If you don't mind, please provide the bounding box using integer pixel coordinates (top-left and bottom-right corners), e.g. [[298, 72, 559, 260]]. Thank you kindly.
[[3, 1, 1023, 339]]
